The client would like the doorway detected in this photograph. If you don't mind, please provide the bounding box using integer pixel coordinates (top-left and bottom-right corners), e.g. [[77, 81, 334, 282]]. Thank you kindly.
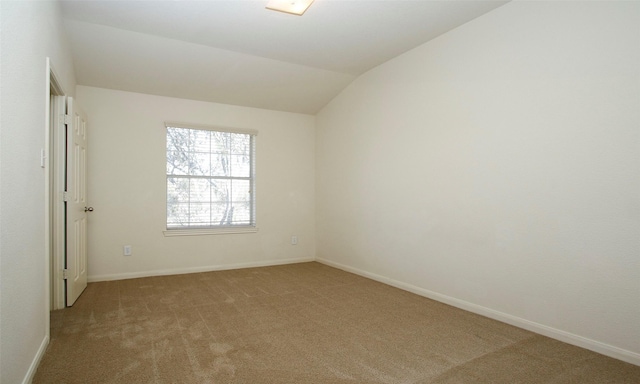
[[47, 59, 89, 311]]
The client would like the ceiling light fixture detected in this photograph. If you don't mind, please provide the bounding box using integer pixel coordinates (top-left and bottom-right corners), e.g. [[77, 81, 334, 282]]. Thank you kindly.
[[266, 0, 314, 16]]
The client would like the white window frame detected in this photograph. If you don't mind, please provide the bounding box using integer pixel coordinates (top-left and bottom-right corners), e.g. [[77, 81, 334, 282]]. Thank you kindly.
[[163, 122, 258, 236]]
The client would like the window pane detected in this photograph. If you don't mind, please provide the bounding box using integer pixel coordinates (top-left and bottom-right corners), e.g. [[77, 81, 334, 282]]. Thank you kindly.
[[211, 202, 231, 225], [167, 177, 189, 204], [231, 134, 250, 155], [188, 203, 211, 225], [230, 154, 250, 177], [166, 150, 190, 175], [192, 129, 210, 152], [211, 152, 230, 177], [231, 202, 251, 225], [167, 202, 190, 227], [190, 178, 210, 203], [190, 152, 211, 176], [211, 131, 230, 154], [210, 179, 230, 203], [232, 179, 250, 202], [167, 127, 191, 152]]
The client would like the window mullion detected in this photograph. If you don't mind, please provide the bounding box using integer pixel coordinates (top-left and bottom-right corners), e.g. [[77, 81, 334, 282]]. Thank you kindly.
[[166, 174, 250, 181], [209, 132, 213, 227], [229, 136, 233, 224]]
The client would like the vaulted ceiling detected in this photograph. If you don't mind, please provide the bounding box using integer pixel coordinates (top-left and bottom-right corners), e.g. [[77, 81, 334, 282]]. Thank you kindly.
[[60, 0, 509, 114]]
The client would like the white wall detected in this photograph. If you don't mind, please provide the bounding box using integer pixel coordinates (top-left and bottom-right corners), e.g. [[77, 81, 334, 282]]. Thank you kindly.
[[0, 1, 76, 383], [77, 86, 315, 281], [316, 1, 640, 364]]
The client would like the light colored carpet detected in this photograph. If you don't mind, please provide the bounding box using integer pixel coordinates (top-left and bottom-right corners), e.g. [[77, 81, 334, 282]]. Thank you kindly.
[[34, 262, 640, 383]]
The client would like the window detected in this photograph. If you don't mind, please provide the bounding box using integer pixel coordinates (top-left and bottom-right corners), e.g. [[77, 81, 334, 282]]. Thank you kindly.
[[165, 124, 256, 232]]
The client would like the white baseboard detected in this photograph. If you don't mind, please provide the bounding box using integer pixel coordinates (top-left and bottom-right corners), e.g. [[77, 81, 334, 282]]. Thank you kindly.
[[22, 335, 49, 384], [88, 257, 315, 282], [316, 257, 640, 367]]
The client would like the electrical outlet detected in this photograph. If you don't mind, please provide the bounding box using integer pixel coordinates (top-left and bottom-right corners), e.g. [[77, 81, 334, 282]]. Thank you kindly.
[[291, 236, 298, 245], [123, 245, 132, 256]]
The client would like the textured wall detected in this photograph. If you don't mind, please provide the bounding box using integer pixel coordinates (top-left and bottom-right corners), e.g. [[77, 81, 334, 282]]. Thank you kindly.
[[0, 1, 76, 383], [316, 1, 640, 362]]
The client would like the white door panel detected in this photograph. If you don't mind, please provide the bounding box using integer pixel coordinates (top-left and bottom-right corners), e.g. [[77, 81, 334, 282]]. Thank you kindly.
[[66, 97, 88, 306]]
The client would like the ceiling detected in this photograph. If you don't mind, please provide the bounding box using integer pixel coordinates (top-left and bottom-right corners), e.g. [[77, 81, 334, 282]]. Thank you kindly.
[[60, 0, 509, 114]]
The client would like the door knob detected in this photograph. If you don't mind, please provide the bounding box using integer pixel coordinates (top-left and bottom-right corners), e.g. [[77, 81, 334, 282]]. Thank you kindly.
[[84, 207, 94, 212]]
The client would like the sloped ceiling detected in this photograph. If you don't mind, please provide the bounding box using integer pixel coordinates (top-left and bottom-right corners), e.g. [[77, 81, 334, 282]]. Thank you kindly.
[[61, 0, 509, 114]]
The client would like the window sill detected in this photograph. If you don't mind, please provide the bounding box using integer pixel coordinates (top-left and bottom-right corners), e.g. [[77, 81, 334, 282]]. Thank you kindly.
[[163, 227, 259, 237]]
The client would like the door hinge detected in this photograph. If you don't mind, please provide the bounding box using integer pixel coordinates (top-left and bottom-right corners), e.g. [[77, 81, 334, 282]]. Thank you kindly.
[[63, 191, 69, 202], [64, 114, 71, 124], [62, 269, 69, 280]]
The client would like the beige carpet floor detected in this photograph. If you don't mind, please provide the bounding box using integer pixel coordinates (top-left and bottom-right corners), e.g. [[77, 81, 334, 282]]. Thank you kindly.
[[34, 262, 640, 383]]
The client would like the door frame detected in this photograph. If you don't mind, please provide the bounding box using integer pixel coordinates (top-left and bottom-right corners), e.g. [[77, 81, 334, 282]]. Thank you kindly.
[[47, 57, 67, 311]]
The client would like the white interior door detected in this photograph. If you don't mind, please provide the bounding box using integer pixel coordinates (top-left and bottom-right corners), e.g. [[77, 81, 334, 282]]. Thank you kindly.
[[66, 97, 89, 306]]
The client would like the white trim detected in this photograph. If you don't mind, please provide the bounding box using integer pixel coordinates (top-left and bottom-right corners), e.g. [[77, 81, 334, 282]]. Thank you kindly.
[[45, 58, 52, 325], [316, 257, 640, 367], [163, 226, 259, 237], [50, 94, 67, 310], [46, 58, 67, 310], [165, 121, 258, 136], [22, 336, 49, 384], [88, 257, 314, 282]]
